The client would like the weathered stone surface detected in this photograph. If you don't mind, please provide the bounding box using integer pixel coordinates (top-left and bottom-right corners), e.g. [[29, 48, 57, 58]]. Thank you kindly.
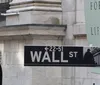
[[1, 0, 99, 85]]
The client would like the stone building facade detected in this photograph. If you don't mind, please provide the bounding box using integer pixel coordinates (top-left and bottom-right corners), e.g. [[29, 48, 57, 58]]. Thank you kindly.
[[0, 0, 100, 85]]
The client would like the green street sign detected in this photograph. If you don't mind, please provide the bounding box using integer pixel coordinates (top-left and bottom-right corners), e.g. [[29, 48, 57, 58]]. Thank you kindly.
[[84, 0, 100, 46]]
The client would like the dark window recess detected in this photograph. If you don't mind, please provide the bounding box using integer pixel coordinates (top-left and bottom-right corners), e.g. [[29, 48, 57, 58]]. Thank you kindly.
[[0, 3, 9, 21], [0, 0, 12, 4], [0, 0, 12, 25]]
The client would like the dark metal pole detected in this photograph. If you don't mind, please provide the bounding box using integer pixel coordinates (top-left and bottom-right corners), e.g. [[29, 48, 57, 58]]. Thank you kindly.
[[0, 65, 2, 85], [93, 83, 95, 85]]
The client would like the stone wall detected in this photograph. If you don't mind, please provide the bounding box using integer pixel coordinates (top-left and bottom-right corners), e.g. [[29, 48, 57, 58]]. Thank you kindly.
[[62, 0, 88, 46], [0, 0, 99, 85], [1, 37, 63, 85], [61, 1, 100, 85]]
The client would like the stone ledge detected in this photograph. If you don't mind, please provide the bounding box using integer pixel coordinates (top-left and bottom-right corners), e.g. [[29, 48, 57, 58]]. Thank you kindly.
[[7, 0, 62, 13], [0, 24, 66, 37], [10, 0, 61, 5], [5, 23, 67, 28], [7, 6, 62, 13], [0, 35, 64, 40], [73, 23, 86, 36]]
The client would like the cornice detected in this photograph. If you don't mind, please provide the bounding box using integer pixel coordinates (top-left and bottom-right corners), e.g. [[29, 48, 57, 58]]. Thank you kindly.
[[0, 24, 66, 37], [6, 0, 62, 14]]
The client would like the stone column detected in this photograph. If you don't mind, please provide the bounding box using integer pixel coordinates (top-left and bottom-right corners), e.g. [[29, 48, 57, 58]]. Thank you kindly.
[[62, 0, 76, 45], [73, 0, 88, 46], [5, 0, 62, 25]]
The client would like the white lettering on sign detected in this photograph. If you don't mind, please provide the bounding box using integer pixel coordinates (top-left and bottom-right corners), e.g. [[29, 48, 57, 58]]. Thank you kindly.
[[30, 51, 41, 62], [61, 52, 68, 62], [30, 50, 78, 63], [41, 51, 51, 62], [69, 51, 78, 58], [52, 51, 59, 62]]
